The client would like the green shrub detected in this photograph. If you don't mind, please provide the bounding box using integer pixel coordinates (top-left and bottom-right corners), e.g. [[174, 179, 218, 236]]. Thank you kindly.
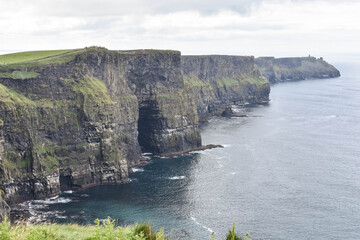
[[0, 217, 11, 240], [133, 223, 169, 240], [224, 221, 250, 240], [0, 217, 250, 240], [24, 227, 59, 240]]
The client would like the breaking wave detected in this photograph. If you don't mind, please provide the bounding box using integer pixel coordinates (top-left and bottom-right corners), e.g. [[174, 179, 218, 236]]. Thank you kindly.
[[168, 176, 186, 180]]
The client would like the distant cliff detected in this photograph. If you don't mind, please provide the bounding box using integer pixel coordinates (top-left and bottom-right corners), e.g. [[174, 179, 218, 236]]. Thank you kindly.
[[0, 48, 270, 218], [255, 56, 340, 83], [182, 55, 270, 119]]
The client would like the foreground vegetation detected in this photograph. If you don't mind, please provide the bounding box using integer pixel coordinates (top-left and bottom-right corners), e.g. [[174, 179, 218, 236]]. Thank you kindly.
[[0, 218, 250, 240]]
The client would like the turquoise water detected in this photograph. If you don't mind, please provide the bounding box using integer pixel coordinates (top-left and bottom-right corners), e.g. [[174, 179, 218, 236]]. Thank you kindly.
[[31, 68, 360, 239]]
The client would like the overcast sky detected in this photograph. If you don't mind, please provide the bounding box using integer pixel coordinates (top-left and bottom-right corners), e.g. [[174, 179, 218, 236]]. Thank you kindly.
[[1, 0, 359, 60]]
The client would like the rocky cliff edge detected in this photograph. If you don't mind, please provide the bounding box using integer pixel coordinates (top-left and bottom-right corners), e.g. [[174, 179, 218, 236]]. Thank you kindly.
[[255, 56, 340, 83], [0, 48, 270, 217]]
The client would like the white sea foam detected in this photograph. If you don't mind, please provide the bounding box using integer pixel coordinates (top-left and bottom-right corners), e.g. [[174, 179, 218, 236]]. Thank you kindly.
[[222, 144, 231, 148], [132, 167, 144, 172], [63, 190, 73, 194], [33, 196, 72, 205], [190, 215, 214, 233], [168, 176, 186, 180], [189, 151, 203, 154], [142, 152, 152, 156]]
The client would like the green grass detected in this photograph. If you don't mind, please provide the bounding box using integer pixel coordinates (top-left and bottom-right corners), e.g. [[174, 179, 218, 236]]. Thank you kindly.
[[0, 217, 251, 240], [0, 83, 36, 107], [215, 77, 239, 87], [1, 151, 31, 171], [0, 50, 75, 64], [0, 71, 39, 79], [42, 155, 59, 173], [1, 158, 17, 170], [0, 218, 167, 240], [0, 49, 86, 69], [240, 75, 268, 85], [184, 76, 208, 87], [65, 75, 114, 105]]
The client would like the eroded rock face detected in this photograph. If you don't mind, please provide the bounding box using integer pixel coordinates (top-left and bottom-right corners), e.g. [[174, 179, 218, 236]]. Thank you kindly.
[[181, 55, 270, 119], [120, 50, 201, 154], [0, 197, 10, 222], [0, 48, 201, 206], [0, 48, 271, 217], [255, 56, 341, 83]]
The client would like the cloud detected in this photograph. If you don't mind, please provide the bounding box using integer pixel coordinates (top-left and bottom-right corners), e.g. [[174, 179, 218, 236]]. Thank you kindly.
[[1, 0, 263, 17], [4, 0, 355, 17], [0, 0, 359, 57]]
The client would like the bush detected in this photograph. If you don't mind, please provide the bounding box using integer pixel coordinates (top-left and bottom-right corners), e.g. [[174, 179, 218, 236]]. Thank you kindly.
[[0, 217, 250, 240], [224, 221, 250, 240], [24, 227, 59, 240], [0, 217, 11, 240]]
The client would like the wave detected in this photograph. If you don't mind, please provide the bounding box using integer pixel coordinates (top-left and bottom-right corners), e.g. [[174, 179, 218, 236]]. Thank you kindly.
[[63, 190, 73, 194], [168, 176, 186, 180], [32, 196, 72, 205], [222, 144, 231, 148], [132, 167, 144, 172], [55, 214, 68, 219], [190, 215, 214, 233]]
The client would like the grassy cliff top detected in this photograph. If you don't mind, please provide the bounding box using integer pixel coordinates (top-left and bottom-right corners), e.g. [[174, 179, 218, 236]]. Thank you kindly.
[[0, 49, 88, 69], [0, 48, 182, 70], [118, 49, 181, 55], [0, 49, 78, 64]]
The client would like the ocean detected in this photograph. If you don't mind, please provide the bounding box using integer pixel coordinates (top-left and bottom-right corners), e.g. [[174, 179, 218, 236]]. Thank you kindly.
[[24, 63, 360, 239]]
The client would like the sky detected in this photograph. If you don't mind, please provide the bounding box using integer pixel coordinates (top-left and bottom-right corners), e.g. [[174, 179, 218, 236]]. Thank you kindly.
[[1, 0, 360, 61]]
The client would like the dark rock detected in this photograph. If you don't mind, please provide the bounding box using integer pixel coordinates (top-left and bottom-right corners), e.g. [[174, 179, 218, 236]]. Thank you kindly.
[[0, 48, 271, 219], [0, 195, 10, 222], [160, 144, 224, 158], [255, 56, 341, 83], [181, 55, 270, 120]]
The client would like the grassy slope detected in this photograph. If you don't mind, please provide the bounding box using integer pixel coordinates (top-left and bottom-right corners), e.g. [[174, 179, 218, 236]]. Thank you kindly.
[[0, 83, 36, 107], [0, 49, 87, 70], [0, 219, 171, 240], [0, 50, 75, 64], [0, 219, 249, 240]]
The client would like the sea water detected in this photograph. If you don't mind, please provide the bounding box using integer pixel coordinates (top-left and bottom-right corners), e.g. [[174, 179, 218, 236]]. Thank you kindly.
[[31, 64, 360, 239]]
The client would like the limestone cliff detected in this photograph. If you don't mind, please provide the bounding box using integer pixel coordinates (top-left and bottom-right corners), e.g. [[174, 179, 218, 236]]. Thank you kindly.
[[0, 48, 272, 221], [255, 56, 340, 83], [0, 48, 200, 208], [182, 55, 270, 119]]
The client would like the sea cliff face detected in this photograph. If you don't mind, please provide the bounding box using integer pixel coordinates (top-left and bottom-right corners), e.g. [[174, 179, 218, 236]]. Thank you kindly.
[[255, 56, 340, 83], [0, 48, 202, 211], [182, 55, 270, 119], [0, 48, 272, 221], [0, 48, 341, 221]]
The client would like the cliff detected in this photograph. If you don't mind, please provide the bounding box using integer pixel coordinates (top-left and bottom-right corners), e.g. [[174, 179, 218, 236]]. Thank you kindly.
[[182, 55, 270, 119], [255, 56, 340, 83], [0, 48, 202, 211], [0, 48, 271, 221]]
